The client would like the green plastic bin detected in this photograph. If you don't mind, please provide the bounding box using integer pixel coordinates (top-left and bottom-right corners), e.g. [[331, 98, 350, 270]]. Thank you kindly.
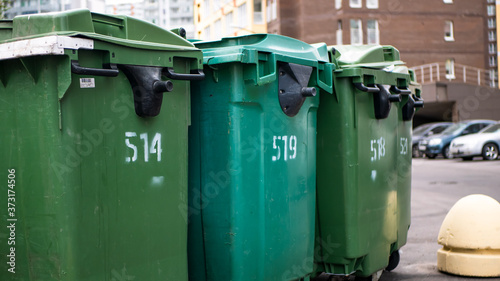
[[314, 45, 422, 277], [187, 34, 333, 281], [0, 9, 203, 281]]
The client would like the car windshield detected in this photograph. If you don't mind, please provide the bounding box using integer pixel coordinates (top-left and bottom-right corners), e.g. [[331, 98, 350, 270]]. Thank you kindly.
[[413, 124, 432, 136], [440, 123, 467, 135], [481, 123, 500, 133]]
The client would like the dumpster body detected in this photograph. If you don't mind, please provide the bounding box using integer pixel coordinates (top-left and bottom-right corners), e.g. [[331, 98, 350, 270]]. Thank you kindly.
[[315, 45, 422, 277], [0, 9, 203, 281], [187, 34, 332, 281]]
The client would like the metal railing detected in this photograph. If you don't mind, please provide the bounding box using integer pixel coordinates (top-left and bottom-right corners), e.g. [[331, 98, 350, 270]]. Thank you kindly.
[[410, 62, 498, 88]]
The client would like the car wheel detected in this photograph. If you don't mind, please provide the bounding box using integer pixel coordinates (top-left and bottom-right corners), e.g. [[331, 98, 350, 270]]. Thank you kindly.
[[462, 156, 474, 161], [443, 145, 452, 159], [412, 145, 420, 158], [426, 153, 437, 159], [482, 143, 499, 160]]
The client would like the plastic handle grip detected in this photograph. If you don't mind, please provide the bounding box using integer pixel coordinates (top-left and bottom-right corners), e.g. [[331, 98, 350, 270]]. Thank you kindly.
[[353, 82, 379, 93], [256, 53, 277, 86], [71, 61, 119, 77], [164, 67, 205, 81], [390, 85, 411, 95]]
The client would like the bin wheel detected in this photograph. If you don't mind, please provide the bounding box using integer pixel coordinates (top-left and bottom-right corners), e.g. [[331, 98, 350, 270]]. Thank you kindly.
[[385, 250, 400, 272]]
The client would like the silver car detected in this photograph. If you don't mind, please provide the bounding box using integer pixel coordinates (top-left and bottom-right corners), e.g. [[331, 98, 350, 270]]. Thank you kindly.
[[450, 122, 500, 161]]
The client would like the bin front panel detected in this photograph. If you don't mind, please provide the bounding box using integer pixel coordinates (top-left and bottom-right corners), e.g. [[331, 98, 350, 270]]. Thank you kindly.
[[188, 61, 318, 281], [0, 53, 190, 280]]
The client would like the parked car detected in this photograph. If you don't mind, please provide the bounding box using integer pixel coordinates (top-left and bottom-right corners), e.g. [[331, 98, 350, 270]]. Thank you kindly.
[[418, 120, 496, 159], [412, 122, 452, 157], [450, 122, 500, 160]]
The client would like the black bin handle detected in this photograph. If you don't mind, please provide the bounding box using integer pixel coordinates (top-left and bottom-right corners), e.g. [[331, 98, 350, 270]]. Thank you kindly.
[[164, 67, 205, 81], [354, 82, 379, 93], [71, 61, 119, 77], [390, 85, 411, 95]]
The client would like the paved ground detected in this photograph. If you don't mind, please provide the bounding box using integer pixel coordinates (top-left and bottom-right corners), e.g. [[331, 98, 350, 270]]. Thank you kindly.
[[380, 157, 500, 281], [314, 157, 500, 281]]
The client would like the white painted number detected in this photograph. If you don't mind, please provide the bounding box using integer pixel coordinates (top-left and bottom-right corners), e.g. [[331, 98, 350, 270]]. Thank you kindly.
[[125, 132, 138, 162], [370, 137, 386, 162], [272, 135, 297, 161], [400, 137, 408, 155], [125, 132, 162, 163]]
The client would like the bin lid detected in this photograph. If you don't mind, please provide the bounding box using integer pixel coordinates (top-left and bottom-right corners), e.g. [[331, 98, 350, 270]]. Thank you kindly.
[[330, 45, 406, 69], [0, 9, 197, 51], [194, 34, 329, 66]]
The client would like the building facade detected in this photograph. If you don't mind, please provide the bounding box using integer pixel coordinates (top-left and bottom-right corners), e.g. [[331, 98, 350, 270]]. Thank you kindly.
[[4, 0, 106, 18], [267, 0, 497, 86], [193, 0, 277, 40], [106, 0, 195, 38]]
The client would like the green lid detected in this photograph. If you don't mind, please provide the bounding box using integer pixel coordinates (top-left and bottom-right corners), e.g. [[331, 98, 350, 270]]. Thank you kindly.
[[330, 45, 405, 69], [194, 34, 333, 93], [195, 34, 329, 66], [0, 9, 196, 51]]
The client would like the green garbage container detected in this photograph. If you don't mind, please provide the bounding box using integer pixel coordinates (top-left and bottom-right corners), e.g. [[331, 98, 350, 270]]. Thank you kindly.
[[314, 45, 422, 277], [187, 34, 333, 281], [0, 9, 203, 281]]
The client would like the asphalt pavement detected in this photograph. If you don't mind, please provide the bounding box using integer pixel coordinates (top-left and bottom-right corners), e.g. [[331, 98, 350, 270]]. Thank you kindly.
[[380, 157, 500, 281]]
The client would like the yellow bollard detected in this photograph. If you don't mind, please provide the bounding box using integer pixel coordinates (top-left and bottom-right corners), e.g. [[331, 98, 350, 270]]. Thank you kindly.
[[437, 194, 500, 277]]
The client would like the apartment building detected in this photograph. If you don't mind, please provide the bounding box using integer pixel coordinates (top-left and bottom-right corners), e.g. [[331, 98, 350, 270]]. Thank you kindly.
[[193, 0, 277, 40], [106, 0, 195, 37], [269, 0, 492, 69], [4, 0, 106, 18]]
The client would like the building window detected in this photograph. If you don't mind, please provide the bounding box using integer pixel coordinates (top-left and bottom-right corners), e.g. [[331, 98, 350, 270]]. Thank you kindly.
[[266, 0, 277, 22], [489, 43, 497, 54], [350, 19, 363, 45], [225, 11, 234, 35], [444, 21, 454, 41], [488, 18, 496, 29], [367, 19, 379, 44], [214, 19, 222, 40], [443, 0, 453, 3], [489, 30, 497, 41], [487, 5, 495, 16], [203, 25, 211, 40], [445, 59, 455, 79], [489, 69, 497, 87], [213, 0, 221, 11], [237, 3, 247, 28], [490, 56, 497, 67], [336, 0, 342, 9], [366, 0, 378, 9], [203, 0, 209, 19], [349, 0, 361, 8], [254, 0, 263, 24], [337, 20, 343, 45]]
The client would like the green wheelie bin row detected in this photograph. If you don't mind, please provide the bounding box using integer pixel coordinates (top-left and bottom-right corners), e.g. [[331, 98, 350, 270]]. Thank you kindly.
[[0, 9, 422, 281]]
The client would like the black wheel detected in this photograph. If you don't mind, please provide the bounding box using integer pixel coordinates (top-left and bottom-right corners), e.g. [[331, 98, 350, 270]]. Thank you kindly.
[[442, 145, 452, 159], [412, 145, 420, 158], [482, 143, 499, 160], [426, 153, 437, 159], [462, 156, 473, 161], [386, 250, 400, 272]]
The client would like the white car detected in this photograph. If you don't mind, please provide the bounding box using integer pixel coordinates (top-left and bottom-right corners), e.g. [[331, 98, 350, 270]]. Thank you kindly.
[[450, 122, 500, 160]]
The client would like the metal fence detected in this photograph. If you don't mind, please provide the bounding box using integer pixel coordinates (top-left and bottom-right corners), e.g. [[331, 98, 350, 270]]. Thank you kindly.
[[410, 62, 498, 88]]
